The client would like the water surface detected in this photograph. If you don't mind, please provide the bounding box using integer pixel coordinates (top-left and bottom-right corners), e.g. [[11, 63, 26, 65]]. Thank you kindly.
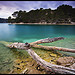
[[0, 23, 75, 73]]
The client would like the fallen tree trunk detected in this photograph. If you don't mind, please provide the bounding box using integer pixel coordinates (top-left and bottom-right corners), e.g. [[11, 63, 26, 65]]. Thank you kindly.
[[23, 49, 75, 74], [7, 37, 75, 74], [7, 42, 75, 53], [31, 44, 75, 53], [30, 37, 64, 45]]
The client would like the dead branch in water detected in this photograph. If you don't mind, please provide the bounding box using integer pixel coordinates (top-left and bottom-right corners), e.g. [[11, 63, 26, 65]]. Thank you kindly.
[[7, 37, 75, 74], [26, 49, 75, 74], [30, 37, 64, 45], [31, 44, 75, 53], [7, 37, 75, 53]]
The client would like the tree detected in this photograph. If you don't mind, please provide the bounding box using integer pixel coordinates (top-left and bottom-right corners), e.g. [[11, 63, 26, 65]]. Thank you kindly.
[[12, 11, 18, 18], [8, 16, 12, 23]]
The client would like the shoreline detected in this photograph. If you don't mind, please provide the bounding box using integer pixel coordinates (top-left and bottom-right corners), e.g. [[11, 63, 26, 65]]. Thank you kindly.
[[9, 22, 75, 25]]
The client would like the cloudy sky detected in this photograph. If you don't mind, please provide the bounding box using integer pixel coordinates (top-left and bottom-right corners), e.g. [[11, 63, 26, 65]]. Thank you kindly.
[[0, 1, 75, 18]]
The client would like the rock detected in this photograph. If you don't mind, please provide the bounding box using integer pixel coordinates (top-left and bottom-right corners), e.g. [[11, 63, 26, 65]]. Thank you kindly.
[[35, 64, 45, 71], [27, 68, 45, 74], [17, 63, 20, 65], [50, 58, 56, 62], [17, 67, 21, 70], [13, 65, 23, 70], [49, 54, 57, 57], [26, 62, 33, 67], [69, 63, 75, 69], [56, 51, 62, 56], [7, 69, 11, 72], [14, 59, 21, 63], [56, 57, 75, 66], [21, 61, 24, 63], [32, 63, 34, 66]]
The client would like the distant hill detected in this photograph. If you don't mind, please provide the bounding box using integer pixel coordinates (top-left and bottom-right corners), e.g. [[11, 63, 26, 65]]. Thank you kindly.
[[0, 18, 8, 23], [8, 4, 75, 24]]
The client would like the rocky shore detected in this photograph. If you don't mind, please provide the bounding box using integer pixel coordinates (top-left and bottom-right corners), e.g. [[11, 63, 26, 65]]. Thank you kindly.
[[9, 22, 75, 25]]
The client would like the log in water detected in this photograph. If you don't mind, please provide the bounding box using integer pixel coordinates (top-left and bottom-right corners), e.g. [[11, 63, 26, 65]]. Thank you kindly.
[[7, 37, 75, 53], [7, 37, 75, 74]]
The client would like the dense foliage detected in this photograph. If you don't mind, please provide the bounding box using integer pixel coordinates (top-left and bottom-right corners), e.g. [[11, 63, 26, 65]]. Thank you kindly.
[[8, 4, 75, 24]]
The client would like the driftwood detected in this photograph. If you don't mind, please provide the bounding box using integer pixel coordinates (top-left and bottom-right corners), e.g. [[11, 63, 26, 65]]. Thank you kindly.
[[30, 37, 64, 45], [31, 45, 75, 53], [26, 49, 75, 74], [8, 37, 75, 53], [7, 37, 75, 74]]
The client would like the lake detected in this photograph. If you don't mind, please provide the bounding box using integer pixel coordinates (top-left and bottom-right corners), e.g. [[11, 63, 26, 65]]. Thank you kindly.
[[0, 23, 75, 73]]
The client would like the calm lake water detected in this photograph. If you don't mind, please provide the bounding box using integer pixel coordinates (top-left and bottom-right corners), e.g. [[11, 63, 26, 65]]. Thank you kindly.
[[0, 23, 75, 73]]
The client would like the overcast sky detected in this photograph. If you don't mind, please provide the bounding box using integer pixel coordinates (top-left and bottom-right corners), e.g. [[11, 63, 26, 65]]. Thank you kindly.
[[0, 1, 75, 18]]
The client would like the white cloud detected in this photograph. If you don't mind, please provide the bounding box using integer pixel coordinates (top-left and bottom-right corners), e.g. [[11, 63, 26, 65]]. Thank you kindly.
[[0, 7, 17, 18]]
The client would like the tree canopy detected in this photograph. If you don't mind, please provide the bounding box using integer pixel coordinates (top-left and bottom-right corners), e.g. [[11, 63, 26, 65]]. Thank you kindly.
[[8, 4, 75, 24]]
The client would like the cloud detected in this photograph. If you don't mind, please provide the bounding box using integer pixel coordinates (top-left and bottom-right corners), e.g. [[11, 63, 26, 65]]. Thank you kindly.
[[0, 1, 75, 18]]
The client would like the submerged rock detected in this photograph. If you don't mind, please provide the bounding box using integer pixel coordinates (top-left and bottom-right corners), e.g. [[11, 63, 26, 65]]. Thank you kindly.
[[35, 64, 44, 71], [56, 57, 75, 66], [49, 54, 57, 57]]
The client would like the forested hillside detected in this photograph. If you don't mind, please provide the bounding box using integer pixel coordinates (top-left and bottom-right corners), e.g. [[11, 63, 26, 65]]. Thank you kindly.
[[8, 4, 75, 24]]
